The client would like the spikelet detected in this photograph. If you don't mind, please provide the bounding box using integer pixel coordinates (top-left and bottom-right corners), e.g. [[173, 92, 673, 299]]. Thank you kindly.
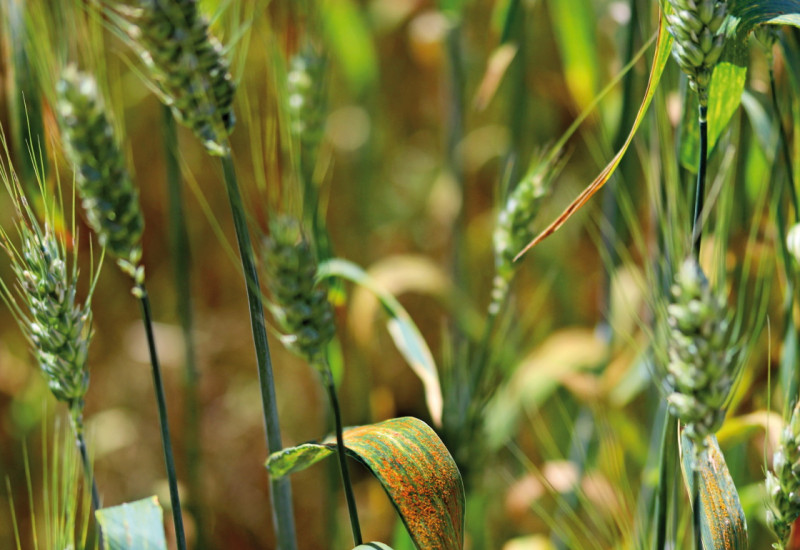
[[767, 400, 800, 549], [663, 258, 732, 450], [287, 44, 327, 184], [490, 158, 556, 314], [263, 216, 335, 366], [57, 66, 145, 289], [2, 219, 93, 409], [127, 0, 236, 155], [666, 0, 728, 106]]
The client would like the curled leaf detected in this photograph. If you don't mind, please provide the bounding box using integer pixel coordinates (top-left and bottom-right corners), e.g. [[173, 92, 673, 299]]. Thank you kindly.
[[266, 417, 465, 550]]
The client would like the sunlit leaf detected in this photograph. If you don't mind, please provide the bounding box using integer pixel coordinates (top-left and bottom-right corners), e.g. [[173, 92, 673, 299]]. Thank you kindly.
[[266, 417, 465, 550], [321, 0, 378, 94], [548, 0, 600, 111], [265, 443, 335, 478], [318, 259, 443, 425], [516, 9, 673, 255], [95, 497, 168, 550], [353, 543, 394, 550], [679, 434, 748, 550], [680, 53, 748, 171]]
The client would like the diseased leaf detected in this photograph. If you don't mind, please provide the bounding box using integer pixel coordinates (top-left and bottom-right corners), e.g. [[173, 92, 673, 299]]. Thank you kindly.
[[516, 9, 673, 255], [266, 417, 465, 550], [318, 259, 443, 425], [679, 433, 748, 550], [95, 497, 167, 550]]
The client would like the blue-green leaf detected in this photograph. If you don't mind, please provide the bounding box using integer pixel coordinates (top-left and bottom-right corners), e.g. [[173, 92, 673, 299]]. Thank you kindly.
[[318, 259, 442, 425], [95, 497, 168, 550]]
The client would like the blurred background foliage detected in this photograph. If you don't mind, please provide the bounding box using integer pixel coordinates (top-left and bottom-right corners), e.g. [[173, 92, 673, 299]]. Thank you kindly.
[[0, 0, 795, 548]]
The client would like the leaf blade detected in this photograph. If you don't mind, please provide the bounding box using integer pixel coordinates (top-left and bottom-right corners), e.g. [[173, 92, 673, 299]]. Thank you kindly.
[[95, 497, 168, 550], [515, 8, 673, 256], [318, 259, 443, 425]]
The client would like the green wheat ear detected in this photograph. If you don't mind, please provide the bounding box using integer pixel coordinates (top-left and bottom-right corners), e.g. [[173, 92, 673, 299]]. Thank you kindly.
[[56, 65, 145, 290], [6, 225, 93, 410], [767, 400, 800, 549], [127, 0, 236, 155], [262, 215, 335, 367], [287, 43, 327, 184], [663, 258, 732, 451], [491, 156, 559, 314], [666, 0, 727, 106]]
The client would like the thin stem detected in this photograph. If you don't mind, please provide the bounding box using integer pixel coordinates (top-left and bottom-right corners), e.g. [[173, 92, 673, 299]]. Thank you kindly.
[[138, 284, 187, 550], [161, 105, 207, 549], [692, 105, 709, 258], [69, 408, 102, 549], [220, 153, 298, 550], [322, 365, 362, 546]]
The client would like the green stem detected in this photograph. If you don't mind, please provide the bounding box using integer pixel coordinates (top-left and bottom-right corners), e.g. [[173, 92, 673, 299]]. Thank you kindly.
[[322, 365, 362, 546], [220, 153, 298, 550], [161, 105, 207, 549], [137, 284, 187, 550], [692, 105, 708, 259], [69, 407, 103, 548]]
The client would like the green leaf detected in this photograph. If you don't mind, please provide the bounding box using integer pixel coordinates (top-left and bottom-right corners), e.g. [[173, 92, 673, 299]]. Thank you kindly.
[[680, 434, 748, 550], [516, 9, 673, 253], [729, 0, 800, 31], [95, 497, 168, 550], [354, 544, 394, 550], [548, 0, 599, 111], [266, 417, 465, 550], [318, 259, 443, 425], [321, 0, 378, 94], [266, 443, 335, 478], [680, 56, 748, 172]]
